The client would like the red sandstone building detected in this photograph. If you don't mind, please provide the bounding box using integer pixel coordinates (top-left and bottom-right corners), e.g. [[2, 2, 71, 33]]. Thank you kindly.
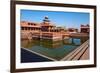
[[21, 16, 66, 40], [80, 24, 89, 33], [21, 16, 89, 40], [67, 28, 78, 33], [21, 16, 65, 33]]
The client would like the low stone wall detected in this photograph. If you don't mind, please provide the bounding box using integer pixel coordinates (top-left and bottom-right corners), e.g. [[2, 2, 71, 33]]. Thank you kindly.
[[21, 31, 32, 40], [21, 31, 89, 41]]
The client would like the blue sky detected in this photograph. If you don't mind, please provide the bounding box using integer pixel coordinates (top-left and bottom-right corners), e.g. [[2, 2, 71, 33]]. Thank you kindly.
[[20, 9, 90, 29]]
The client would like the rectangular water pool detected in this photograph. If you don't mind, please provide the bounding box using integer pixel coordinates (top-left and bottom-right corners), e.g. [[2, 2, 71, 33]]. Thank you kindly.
[[21, 37, 88, 61]]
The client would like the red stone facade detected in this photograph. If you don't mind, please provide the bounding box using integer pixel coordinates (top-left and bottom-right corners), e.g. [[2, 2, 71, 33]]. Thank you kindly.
[[80, 24, 89, 33]]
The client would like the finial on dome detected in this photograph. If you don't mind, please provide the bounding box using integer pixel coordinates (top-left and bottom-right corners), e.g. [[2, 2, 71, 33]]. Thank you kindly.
[[43, 16, 50, 22]]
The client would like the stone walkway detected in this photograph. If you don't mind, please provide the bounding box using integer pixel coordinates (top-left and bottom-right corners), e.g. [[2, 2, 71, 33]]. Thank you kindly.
[[61, 40, 89, 61]]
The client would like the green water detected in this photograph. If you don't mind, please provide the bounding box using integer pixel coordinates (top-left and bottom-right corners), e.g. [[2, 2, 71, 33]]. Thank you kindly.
[[21, 37, 88, 60]]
